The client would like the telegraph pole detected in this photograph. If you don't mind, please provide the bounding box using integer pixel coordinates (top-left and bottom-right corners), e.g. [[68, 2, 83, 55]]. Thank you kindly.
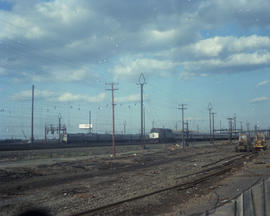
[[123, 121, 126, 135], [58, 113, 61, 143], [246, 121, 250, 136], [185, 121, 190, 146], [228, 118, 233, 144], [137, 73, 146, 149], [178, 104, 187, 147], [212, 112, 216, 143], [89, 110, 92, 133], [208, 103, 213, 143], [233, 114, 237, 135], [240, 121, 243, 133], [106, 82, 119, 157], [31, 84, 34, 144]]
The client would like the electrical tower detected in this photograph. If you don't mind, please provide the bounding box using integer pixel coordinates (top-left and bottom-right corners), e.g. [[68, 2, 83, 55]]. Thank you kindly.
[[106, 82, 119, 157], [178, 104, 187, 147], [137, 73, 146, 149]]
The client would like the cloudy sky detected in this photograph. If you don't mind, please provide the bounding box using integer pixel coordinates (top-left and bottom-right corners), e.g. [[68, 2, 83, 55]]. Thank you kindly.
[[0, 0, 270, 138]]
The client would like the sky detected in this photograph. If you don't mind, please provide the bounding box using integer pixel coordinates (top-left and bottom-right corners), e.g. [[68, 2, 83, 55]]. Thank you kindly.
[[0, 0, 270, 139]]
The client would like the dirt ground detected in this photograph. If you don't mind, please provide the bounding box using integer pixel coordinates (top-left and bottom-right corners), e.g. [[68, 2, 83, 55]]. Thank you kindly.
[[0, 141, 269, 216]]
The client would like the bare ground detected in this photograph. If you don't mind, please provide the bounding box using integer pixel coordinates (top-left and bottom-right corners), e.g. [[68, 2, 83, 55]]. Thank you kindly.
[[0, 141, 269, 216]]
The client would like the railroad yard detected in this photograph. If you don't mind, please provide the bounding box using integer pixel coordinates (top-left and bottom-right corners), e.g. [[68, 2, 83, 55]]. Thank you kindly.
[[0, 141, 269, 216]]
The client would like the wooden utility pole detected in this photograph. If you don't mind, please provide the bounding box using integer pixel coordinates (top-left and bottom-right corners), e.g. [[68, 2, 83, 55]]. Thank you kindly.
[[106, 83, 118, 157], [208, 103, 213, 143], [212, 112, 216, 143], [228, 118, 233, 144], [58, 113, 61, 143], [89, 110, 92, 133], [31, 84, 34, 144]]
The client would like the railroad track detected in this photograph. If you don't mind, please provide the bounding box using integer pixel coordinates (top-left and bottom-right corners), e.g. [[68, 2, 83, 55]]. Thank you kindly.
[[74, 152, 256, 216]]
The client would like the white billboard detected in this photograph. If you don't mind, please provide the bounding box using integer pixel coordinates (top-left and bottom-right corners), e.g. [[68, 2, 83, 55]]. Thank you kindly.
[[79, 124, 93, 129]]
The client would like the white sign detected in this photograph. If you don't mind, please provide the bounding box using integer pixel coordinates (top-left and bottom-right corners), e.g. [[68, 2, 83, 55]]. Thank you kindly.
[[79, 124, 93, 129]]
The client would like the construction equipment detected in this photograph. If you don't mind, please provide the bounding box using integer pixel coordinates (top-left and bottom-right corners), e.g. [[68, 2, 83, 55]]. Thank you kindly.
[[254, 133, 267, 151], [236, 134, 253, 152]]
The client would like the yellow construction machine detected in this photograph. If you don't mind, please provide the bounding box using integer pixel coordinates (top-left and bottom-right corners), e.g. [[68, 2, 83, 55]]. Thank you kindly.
[[236, 134, 253, 152], [254, 133, 267, 151]]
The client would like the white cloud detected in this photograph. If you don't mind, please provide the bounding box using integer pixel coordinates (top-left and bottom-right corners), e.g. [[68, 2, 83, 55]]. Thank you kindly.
[[115, 94, 140, 103], [111, 57, 178, 79], [189, 35, 270, 57], [181, 52, 270, 76], [1, 0, 270, 84], [257, 80, 269, 87], [57, 92, 106, 102], [250, 96, 269, 103], [11, 90, 54, 100], [11, 89, 106, 103]]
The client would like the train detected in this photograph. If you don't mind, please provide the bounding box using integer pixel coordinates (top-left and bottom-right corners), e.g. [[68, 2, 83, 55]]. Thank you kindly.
[[149, 128, 236, 143], [64, 128, 236, 145]]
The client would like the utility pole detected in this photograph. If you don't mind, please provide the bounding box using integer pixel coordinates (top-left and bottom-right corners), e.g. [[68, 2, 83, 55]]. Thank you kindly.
[[185, 121, 190, 146], [152, 120, 155, 129], [178, 104, 187, 147], [208, 103, 213, 143], [106, 82, 119, 157], [31, 84, 34, 144], [45, 125, 47, 144], [228, 118, 233, 144], [123, 121, 126, 135], [143, 106, 146, 136], [89, 110, 92, 133], [58, 113, 61, 143], [240, 121, 243, 133], [137, 73, 146, 149], [220, 120, 222, 134], [233, 114, 237, 135], [255, 124, 258, 135], [212, 112, 216, 143], [246, 121, 250, 136]]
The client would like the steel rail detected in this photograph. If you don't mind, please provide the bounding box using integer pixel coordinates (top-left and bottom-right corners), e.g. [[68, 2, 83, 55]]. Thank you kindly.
[[75, 152, 255, 216]]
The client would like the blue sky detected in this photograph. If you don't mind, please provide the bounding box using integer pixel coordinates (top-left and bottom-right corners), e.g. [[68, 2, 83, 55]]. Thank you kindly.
[[0, 0, 270, 139]]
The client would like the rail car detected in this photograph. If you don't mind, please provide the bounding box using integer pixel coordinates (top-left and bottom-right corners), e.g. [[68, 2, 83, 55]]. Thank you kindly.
[[149, 128, 238, 143], [65, 128, 238, 145], [66, 133, 141, 145]]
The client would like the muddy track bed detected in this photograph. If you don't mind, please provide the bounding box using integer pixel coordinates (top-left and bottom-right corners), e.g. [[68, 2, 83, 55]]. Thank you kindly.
[[0, 143, 248, 216]]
